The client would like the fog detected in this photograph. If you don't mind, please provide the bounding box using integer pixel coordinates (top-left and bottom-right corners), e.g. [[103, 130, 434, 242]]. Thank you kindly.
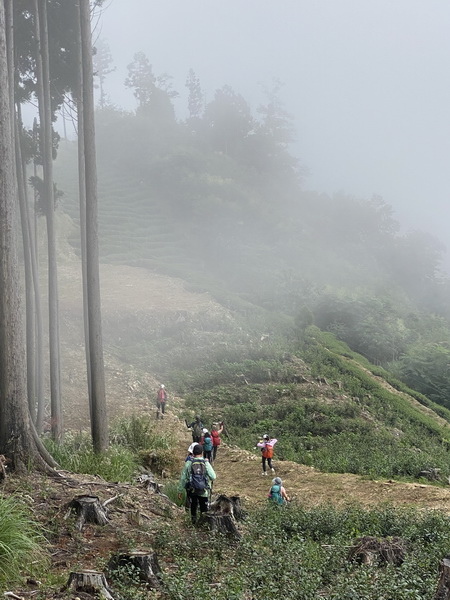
[[97, 0, 450, 269]]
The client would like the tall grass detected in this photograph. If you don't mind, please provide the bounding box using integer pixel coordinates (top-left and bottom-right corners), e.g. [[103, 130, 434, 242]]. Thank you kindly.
[[0, 495, 48, 585], [44, 433, 138, 482]]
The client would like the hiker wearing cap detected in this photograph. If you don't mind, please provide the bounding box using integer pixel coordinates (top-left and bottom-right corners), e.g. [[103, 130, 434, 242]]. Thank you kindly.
[[257, 434, 278, 475], [156, 384, 167, 419], [185, 442, 197, 462], [201, 428, 213, 462], [211, 422, 224, 464], [268, 477, 290, 505], [178, 444, 216, 524], [186, 415, 203, 443]]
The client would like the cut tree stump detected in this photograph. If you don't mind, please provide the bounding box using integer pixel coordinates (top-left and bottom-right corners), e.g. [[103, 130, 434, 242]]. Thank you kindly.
[[65, 495, 109, 531], [348, 536, 407, 566], [434, 557, 450, 599], [63, 570, 115, 599], [200, 494, 244, 538], [107, 551, 161, 588]]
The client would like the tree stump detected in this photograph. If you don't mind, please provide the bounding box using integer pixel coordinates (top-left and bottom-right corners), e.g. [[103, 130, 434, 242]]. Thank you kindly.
[[200, 494, 243, 538], [209, 494, 246, 521], [66, 495, 109, 531], [63, 570, 115, 599], [348, 536, 407, 566], [434, 558, 450, 599], [107, 551, 161, 588]]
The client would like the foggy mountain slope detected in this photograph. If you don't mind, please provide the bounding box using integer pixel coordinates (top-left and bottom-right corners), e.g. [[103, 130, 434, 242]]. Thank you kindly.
[[53, 102, 450, 414], [48, 207, 450, 483]]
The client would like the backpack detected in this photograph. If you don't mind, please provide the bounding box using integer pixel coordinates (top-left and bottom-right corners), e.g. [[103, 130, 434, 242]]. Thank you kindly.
[[261, 443, 274, 459], [186, 458, 209, 494], [192, 422, 203, 438], [211, 430, 221, 446], [203, 435, 213, 452], [268, 484, 283, 505]]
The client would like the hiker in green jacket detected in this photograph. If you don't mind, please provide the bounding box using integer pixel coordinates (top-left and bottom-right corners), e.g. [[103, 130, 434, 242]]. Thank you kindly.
[[178, 444, 216, 524]]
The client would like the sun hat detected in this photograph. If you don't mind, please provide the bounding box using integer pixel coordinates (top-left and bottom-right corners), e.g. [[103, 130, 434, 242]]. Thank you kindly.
[[273, 477, 282, 485]]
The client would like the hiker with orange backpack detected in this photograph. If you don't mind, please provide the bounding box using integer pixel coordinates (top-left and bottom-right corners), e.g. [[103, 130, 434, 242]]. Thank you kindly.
[[257, 434, 277, 476]]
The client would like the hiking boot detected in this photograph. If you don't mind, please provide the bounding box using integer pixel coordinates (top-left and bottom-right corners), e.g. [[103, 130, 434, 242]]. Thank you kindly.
[[271, 468, 275, 473], [262, 471, 267, 476]]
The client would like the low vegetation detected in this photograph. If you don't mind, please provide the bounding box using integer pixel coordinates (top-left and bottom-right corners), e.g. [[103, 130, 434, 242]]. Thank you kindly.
[[177, 327, 450, 482], [153, 504, 450, 600]]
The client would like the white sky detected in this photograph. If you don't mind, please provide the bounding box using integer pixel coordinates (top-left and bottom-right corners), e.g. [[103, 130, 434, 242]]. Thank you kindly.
[[97, 0, 450, 264]]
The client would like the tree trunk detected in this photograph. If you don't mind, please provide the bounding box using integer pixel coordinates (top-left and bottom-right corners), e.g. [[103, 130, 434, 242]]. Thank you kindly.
[[0, 1, 55, 473], [80, 0, 108, 453], [75, 0, 92, 411], [36, 0, 62, 442], [64, 570, 115, 599], [107, 552, 162, 588], [15, 111, 36, 420]]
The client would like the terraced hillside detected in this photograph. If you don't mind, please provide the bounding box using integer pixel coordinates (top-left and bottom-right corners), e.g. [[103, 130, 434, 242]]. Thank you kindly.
[[55, 142, 200, 279]]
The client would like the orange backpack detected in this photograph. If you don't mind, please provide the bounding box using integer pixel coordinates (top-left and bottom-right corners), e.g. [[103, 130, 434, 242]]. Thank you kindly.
[[261, 443, 274, 459]]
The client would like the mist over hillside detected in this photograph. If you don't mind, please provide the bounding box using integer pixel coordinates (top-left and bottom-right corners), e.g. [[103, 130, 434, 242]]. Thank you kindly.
[[54, 78, 450, 414]]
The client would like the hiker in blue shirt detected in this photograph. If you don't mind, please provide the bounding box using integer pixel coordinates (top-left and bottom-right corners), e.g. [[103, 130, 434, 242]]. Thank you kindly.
[[178, 444, 216, 524], [201, 428, 214, 462]]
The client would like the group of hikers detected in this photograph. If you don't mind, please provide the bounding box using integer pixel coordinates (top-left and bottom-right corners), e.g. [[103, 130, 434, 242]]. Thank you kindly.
[[156, 384, 291, 524]]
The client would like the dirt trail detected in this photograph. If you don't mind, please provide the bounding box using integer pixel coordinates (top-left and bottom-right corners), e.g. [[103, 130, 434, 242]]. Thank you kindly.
[[175, 422, 450, 512]]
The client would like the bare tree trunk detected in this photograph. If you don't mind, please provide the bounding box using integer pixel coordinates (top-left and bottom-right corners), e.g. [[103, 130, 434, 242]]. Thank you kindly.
[[32, 118, 45, 432], [75, 1, 92, 409], [14, 110, 36, 420], [35, 0, 62, 441], [80, 0, 108, 452], [0, 1, 55, 473]]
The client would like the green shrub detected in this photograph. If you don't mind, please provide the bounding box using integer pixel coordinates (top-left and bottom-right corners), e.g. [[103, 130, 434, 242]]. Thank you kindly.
[[111, 414, 176, 452]]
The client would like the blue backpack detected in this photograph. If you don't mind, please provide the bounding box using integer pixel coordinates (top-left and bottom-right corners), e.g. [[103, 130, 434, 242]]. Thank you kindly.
[[203, 435, 213, 452]]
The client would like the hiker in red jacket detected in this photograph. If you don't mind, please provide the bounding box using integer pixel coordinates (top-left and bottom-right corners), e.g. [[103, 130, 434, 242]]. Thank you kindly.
[[211, 421, 224, 464], [156, 384, 167, 419]]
